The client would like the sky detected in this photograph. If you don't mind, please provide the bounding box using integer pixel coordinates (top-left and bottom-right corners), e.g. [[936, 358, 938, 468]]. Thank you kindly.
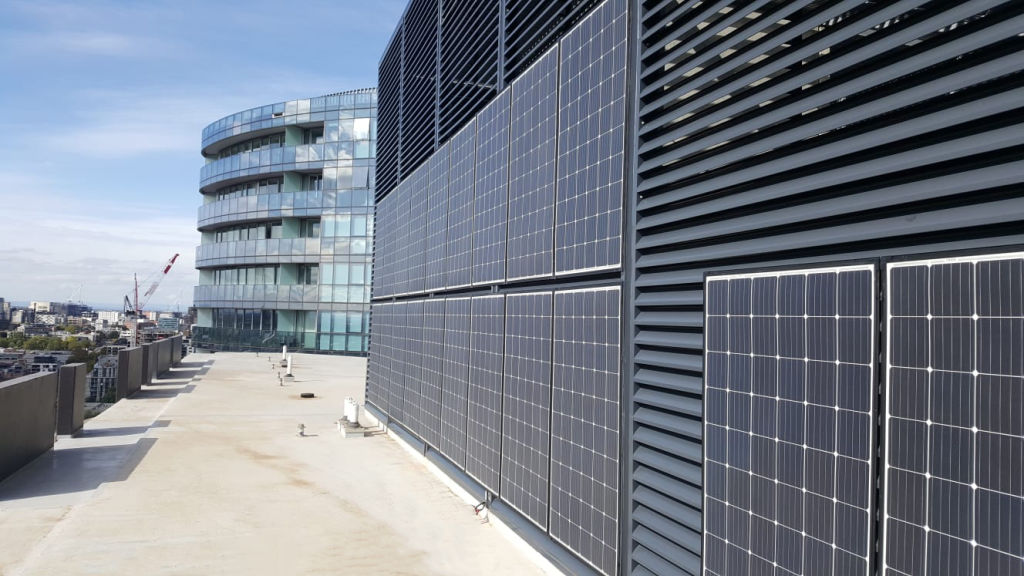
[[0, 0, 406, 311]]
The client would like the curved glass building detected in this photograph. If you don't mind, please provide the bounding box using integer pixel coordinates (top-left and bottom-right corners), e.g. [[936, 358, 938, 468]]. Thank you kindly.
[[192, 88, 376, 355]]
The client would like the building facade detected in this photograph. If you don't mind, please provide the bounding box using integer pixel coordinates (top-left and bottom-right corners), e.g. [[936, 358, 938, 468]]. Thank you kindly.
[[367, 1, 1024, 576], [193, 89, 377, 355], [87, 355, 118, 402]]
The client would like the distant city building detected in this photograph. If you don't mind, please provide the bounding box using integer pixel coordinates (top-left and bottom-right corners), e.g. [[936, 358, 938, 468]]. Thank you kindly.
[[35, 314, 65, 326], [29, 354, 63, 374], [192, 89, 375, 355], [87, 355, 118, 402], [0, 298, 9, 329], [157, 317, 181, 332], [10, 309, 30, 325], [29, 301, 51, 313], [97, 310, 124, 325]]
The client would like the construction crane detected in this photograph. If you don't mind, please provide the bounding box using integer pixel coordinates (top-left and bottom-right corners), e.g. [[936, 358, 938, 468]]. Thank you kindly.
[[124, 253, 180, 347]]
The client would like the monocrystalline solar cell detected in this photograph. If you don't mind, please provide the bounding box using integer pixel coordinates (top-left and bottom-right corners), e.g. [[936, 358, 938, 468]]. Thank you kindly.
[[555, 0, 627, 276], [424, 143, 450, 292], [703, 264, 876, 576], [446, 120, 476, 289], [419, 299, 446, 449], [472, 90, 510, 286], [507, 45, 558, 281], [551, 286, 620, 576], [501, 291, 554, 529], [466, 295, 505, 493], [440, 297, 472, 466], [884, 253, 1024, 576]]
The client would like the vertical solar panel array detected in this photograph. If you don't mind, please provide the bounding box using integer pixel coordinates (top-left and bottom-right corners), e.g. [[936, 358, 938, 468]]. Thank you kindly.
[[555, 0, 626, 275], [472, 90, 511, 286], [440, 297, 472, 466], [445, 120, 476, 289], [419, 298, 446, 449], [424, 143, 450, 292], [885, 253, 1024, 576], [501, 291, 554, 529], [507, 46, 559, 282], [466, 295, 506, 493], [368, 2, 629, 573], [551, 286, 621, 576], [703, 265, 876, 576]]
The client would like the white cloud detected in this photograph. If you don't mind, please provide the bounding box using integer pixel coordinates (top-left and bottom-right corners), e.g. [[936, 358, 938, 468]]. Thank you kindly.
[[0, 194, 199, 311]]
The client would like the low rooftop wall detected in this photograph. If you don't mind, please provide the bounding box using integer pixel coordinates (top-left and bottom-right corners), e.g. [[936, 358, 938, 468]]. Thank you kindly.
[[0, 372, 58, 482]]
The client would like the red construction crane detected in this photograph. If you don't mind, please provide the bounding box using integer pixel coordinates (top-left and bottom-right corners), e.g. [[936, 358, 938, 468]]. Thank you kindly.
[[124, 253, 180, 346]]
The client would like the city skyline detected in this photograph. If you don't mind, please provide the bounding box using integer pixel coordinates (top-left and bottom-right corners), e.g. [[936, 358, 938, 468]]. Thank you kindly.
[[0, 0, 404, 308]]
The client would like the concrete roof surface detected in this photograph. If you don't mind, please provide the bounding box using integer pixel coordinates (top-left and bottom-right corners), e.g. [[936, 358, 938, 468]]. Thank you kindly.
[[0, 352, 548, 576]]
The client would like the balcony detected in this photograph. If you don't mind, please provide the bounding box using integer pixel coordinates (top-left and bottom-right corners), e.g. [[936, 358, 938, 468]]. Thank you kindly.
[[0, 352, 547, 576], [194, 238, 322, 268]]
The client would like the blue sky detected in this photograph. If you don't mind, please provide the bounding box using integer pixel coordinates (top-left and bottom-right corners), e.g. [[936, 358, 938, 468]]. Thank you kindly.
[[0, 0, 405, 311]]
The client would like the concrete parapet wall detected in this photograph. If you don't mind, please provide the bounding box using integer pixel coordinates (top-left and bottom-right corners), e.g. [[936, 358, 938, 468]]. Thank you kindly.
[[0, 372, 58, 482], [57, 363, 86, 436], [116, 347, 144, 400], [171, 335, 183, 364]]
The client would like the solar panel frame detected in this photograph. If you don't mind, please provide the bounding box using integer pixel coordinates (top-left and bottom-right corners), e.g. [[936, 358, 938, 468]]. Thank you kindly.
[[424, 142, 451, 292], [507, 45, 559, 282], [550, 285, 621, 576], [554, 0, 627, 277], [440, 296, 473, 466], [703, 263, 877, 576], [445, 119, 476, 290], [500, 291, 554, 530], [883, 251, 1024, 576], [465, 295, 506, 493], [471, 89, 511, 287], [419, 298, 446, 449]]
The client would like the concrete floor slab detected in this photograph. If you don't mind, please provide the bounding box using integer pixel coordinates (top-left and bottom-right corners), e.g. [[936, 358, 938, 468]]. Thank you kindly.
[[0, 353, 549, 576]]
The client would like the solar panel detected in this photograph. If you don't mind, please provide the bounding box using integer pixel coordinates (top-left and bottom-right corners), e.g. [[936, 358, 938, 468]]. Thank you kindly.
[[393, 181, 411, 295], [884, 253, 1024, 576], [507, 45, 558, 282], [419, 299, 446, 449], [372, 193, 393, 298], [550, 286, 620, 576], [366, 301, 389, 411], [501, 291, 554, 529], [440, 297, 472, 466], [703, 265, 876, 576], [400, 300, 426, 437], [424, 143, 450, 292], [446, 119, 476, 289], [472, 89, 510, 286], [387, 301, 407, 423], [554, 0, 626, 276], [405, 164, 429, 295], [466, 295, 506, 493]]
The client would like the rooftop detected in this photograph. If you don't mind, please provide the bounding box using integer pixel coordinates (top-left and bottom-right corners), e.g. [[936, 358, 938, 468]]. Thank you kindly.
[[0, 352, 549, 576]]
